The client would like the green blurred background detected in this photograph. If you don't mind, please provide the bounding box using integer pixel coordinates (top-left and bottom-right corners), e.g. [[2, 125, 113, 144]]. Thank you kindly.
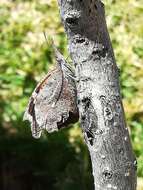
[[0, 0, 143, 189]]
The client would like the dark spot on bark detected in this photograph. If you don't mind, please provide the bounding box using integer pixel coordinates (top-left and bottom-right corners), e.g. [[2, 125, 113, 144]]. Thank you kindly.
[[118, 147, 124, 155], [81, 115, 86, 120], [84, 41, 89, 45], [94, 4, 97, 10], [92, 46, 107, 58], [82, 97, 89, 103], [82, 97, 90, 109], [77, 99, 80, 105], [81, 97, 98, 140], [100, 95, 106, 101], [101, 46, 108, 57], [92, 48, 100, 55], [89, 8, 91, 14], [104, 107, 113, 121], [86, 131, 94, 146], [105, 107, 111, 115], [95, 129, 103, 135], [102, 170, 113, 180], [66, 17, 78, 26], [76, 37, 85, 43], [86, 131, 93, 138]]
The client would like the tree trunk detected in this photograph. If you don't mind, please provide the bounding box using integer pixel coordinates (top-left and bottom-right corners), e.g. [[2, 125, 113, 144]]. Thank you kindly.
[[57, 0, 137, 189]]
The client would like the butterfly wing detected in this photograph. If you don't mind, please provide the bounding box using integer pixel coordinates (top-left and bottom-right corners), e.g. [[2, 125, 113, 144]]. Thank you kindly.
[[24, 48, 78, 139], [23, 67, 63, 138]]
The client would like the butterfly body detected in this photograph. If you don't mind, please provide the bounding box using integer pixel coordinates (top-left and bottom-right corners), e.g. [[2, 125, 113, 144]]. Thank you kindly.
[[24, 47, 79, 138]]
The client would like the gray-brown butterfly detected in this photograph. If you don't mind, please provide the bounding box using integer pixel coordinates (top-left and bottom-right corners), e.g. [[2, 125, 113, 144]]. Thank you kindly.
[[23, 44, 79, 138]]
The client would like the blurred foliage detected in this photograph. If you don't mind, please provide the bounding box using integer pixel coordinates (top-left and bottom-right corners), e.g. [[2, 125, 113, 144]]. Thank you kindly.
[[0, 0, 143, 189]]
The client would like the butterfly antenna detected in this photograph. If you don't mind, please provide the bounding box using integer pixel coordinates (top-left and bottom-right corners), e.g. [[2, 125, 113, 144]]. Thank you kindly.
[[43, 32, 75, 77], [43, 31, 50, 45], [51, 40, 63, 63], [43, 32, 62, 66]]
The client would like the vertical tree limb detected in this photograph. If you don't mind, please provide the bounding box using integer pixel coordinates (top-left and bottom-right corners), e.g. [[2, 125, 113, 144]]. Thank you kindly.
[[57, 0, 137, 189]]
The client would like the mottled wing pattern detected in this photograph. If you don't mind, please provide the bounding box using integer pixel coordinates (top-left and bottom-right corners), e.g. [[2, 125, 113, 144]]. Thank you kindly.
[[23, 48, 79, 138]]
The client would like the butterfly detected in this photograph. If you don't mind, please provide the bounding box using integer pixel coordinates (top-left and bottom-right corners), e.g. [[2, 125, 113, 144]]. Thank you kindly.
[[23, 45, 79, 138]]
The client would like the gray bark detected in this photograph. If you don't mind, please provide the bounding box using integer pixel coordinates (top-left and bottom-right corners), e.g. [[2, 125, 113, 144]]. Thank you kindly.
[[57, 0, 137, 189]]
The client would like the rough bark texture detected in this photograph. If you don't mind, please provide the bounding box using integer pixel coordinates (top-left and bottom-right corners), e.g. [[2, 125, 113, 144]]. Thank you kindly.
[[57, 0, 137, 189]]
